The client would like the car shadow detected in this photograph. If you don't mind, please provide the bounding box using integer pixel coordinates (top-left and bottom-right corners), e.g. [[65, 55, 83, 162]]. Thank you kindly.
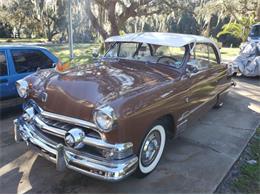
[[0, 106, 22, 120]]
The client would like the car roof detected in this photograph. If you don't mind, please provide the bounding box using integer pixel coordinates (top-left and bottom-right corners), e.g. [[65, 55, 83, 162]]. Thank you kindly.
[[105, 32, 217, 48], [252, 23, 260, 27], [0, 44, 48, 50]]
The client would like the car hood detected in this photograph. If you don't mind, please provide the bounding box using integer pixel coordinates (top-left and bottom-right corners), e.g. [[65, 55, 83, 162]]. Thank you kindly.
[[29, 59, 180, 120]]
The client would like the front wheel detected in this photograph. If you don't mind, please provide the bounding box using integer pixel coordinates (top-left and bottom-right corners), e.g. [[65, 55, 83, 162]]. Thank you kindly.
[[136, 122, 166, 177]]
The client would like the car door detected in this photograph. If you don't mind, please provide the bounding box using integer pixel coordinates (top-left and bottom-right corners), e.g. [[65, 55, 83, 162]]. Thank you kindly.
[[207, 45, 231, 95], [0, 49, 11, 99], [186, 43, 218, 122]]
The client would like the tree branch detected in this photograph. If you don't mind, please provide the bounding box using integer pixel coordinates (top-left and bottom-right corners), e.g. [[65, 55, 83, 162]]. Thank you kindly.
[[118, 0, 153, 26]]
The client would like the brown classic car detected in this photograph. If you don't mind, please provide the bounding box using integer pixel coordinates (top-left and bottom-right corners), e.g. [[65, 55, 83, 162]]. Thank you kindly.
[[14, 32, 233, 181]]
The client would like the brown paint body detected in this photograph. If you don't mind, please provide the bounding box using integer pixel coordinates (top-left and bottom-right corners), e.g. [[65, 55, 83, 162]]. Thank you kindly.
[[24, 57, 231, 153]]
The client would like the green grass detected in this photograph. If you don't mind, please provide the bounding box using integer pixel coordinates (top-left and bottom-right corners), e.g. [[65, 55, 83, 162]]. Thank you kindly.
[[45, 43, 100, 65], [233, 127, 260, 193], [220, 47, 240, 61]]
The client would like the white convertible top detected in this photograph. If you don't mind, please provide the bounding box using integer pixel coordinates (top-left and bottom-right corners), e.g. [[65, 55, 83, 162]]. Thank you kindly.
[[105, 32, 216, 48]]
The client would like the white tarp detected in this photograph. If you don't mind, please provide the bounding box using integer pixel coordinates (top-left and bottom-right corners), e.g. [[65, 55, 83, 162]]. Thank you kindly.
[[232, 42, 260, 77]]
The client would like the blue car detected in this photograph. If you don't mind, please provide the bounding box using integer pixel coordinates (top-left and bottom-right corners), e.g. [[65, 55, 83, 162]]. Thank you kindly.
[[0, 45, 58, 110]]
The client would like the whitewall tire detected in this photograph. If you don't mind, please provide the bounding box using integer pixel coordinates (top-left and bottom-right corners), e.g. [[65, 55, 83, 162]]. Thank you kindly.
[[137, 123, 166, 176]]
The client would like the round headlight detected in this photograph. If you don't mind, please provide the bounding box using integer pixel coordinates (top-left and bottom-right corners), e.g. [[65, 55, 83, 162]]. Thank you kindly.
[[93, 106, 116, 132], [16, 80, 29, 98]]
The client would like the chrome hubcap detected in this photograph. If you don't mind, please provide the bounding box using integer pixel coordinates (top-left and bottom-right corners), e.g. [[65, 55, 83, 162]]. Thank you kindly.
[[141, 130, 161, 167]]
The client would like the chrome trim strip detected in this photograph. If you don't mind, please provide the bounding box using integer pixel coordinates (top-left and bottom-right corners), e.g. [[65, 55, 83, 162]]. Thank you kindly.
[[178, 94, 218, 122], [178, 86, 231, 123], [177, 119, 188, 129], [178, 111, 190, 122]]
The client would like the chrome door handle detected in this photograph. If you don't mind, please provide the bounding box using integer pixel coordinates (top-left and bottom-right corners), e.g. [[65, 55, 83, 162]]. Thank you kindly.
[[0, 79, 8, 84]]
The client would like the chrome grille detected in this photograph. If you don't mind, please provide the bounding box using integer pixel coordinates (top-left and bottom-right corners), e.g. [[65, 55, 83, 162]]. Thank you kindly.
[[38, 115, 74, 131], [31, 113, 104, 156], [34, 114, 101, 140]]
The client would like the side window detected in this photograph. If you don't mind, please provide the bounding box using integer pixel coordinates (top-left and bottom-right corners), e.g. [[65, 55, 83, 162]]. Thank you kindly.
[[135, 43, 151, 58], [11, 50, 53, 73], [155, 46, 185, 61], [0, 51, 8, 76], [208, 45, 219, 65], [105, 43, 119, 58], [119, 43, 138, 58], [188, 43, 210, 70]]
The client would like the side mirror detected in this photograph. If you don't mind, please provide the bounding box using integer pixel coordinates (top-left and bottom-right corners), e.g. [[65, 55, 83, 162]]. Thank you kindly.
[[186, 65, 199, 78], [191, 66, 199, 73], [52, 63, 57, 68], [186, 69, 192, 78], [92, 49, 99, 59]]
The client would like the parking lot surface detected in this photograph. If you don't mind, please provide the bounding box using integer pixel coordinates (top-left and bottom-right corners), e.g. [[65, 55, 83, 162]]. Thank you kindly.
[[0, 77, 259, 193]]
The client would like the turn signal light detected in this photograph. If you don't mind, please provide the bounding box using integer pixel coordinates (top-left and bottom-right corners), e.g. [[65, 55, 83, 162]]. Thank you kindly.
[[55, 61, 70, 73]]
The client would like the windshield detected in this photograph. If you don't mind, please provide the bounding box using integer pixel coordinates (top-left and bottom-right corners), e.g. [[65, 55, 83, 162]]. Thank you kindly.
[[104, 42, 186, 68], [250, 25, 260, 37]]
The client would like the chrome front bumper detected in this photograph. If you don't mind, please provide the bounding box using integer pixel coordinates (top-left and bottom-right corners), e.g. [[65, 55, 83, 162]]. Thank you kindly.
[[14, 118, 138, 181]]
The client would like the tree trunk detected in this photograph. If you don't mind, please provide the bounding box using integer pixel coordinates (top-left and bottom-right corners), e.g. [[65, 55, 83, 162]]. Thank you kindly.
[[47, 30, 52, 41], [205, 14, 212, 37], [46, 19, 53, 42], [107, 0, 119, 36], [17, 30, 21, 39], [85, 0, 109, 40], [47, 34, 52, 42], [256, 0, 260, 22]]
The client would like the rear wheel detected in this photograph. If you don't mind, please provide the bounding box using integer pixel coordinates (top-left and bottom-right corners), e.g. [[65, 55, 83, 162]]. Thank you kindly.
[[214, 101, 223, 109], [214, 95, 224, 109], [136, 122, 166, 177]]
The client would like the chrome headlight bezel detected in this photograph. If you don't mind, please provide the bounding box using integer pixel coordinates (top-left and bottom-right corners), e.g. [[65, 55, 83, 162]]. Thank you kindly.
[[16, 80, 29, 98], [93, 105, 116, 132]]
